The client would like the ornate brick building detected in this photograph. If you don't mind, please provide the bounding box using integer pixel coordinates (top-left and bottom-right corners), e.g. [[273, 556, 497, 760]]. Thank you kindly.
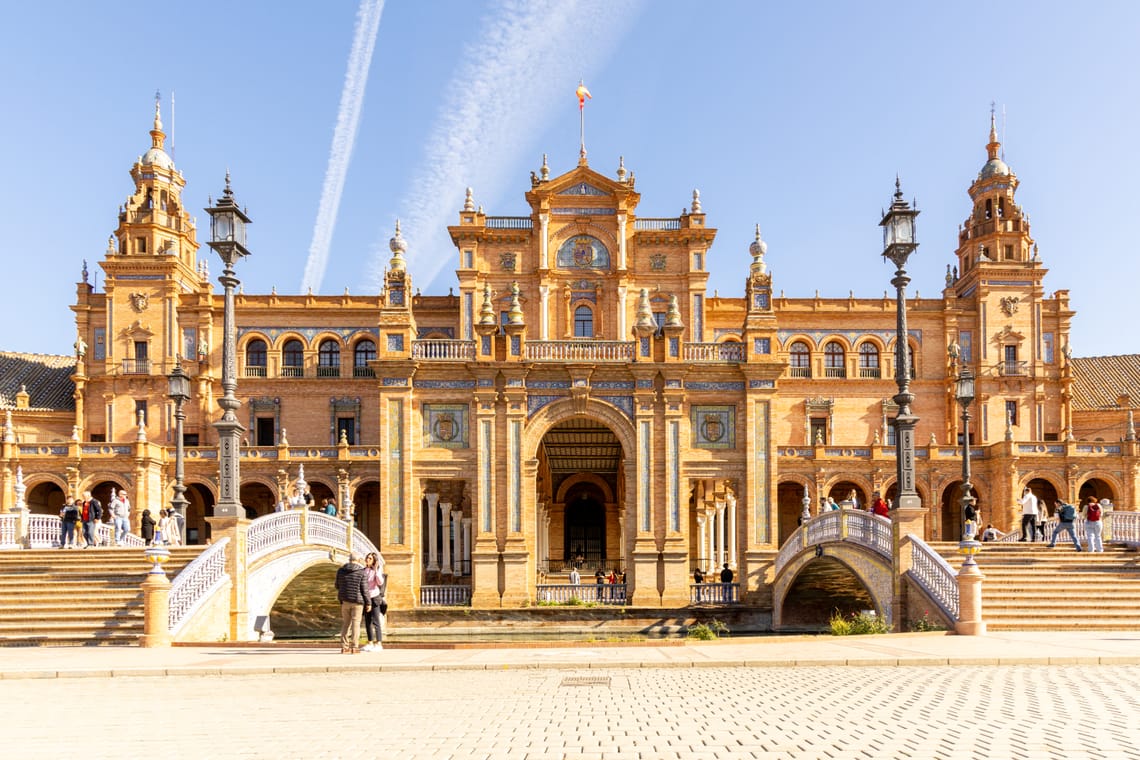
[[1, 106, 1135, 607]]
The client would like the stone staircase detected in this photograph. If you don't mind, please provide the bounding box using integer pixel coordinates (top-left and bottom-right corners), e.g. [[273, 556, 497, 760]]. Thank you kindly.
[[0, 547, 204, 646], [931, 542, 1140, 631]]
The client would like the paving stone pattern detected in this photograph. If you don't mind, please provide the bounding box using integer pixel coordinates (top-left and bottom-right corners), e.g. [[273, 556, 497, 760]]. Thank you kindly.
[[8, 665, 1140, 759]]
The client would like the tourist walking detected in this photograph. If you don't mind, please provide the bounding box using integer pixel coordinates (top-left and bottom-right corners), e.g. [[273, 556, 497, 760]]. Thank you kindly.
[[80, 490, 102, 548], [1048, 500, 1081, 550], [361, 552, 386, 652], [1082, 496, 1104, 553], [108, 490, 130, 546], [334, 553, 370, 654], [1036, 503, 1050, 541], [1019, 487, 1039, 542], [59, 499, 80, 548], [872, 496, 890, 519], [139, 509, 155, 545]]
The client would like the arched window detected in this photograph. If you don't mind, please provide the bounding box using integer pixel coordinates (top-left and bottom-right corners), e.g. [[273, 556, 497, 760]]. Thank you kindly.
[[789, 341, 811, 378], [824, 342, 846, 378], [858, 343, 880, 378], [354, 339, 376, 378], [245, 339, 267, 377], [574, 305, 594, 338], [282, 339, 304, 377], [318, 339, 341, 377]]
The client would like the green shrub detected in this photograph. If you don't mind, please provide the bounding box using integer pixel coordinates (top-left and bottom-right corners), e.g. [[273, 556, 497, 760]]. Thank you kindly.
[[909, 612, 946, 632], [686, 619, 730, 640], [829, 610, 888, 635]]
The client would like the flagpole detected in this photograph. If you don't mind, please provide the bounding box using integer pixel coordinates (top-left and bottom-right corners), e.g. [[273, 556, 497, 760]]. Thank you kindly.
[[580, 104, 586, 162]]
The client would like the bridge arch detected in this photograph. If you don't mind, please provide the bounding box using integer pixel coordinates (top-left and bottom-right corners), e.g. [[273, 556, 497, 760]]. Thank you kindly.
[[772, 511, 894, 630]]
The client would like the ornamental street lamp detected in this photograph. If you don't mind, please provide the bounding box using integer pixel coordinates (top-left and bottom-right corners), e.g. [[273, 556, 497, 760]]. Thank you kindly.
[[204, 172, 252, 519], [167, 360, 190, 544], [880, 178, 921, 514], [956, 365, 982, 563]]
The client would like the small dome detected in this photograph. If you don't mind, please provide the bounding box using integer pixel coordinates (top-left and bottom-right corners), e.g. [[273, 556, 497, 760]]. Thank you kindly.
[[979, 157, 1009, 179], [141, 147, 174, 170], [389, 219, 408, 255]]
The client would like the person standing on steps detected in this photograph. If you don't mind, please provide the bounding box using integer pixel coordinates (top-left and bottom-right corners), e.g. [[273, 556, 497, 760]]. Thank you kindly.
[[59, 498, 80, 548], [1036, 502, 1050, 542], [1048, 500, 1081, 551], [1081, 496, 1104, 553], [109, 489, 130, 546], [1019, 487, 1039, 542], [140, 509, 155, 545], [80, 490, 102, 548]]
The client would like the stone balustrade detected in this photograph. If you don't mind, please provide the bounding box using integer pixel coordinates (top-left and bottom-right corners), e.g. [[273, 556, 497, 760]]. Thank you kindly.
[[525, 340, 636, 362], [412, 339, 476, 361]]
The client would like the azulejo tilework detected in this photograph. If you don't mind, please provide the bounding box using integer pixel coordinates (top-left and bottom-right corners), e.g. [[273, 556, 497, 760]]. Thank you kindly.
[[692, 405, 735, 449]]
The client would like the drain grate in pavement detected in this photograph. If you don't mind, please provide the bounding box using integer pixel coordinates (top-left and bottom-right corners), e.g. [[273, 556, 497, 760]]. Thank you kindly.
[[560, 676, 611, 687]]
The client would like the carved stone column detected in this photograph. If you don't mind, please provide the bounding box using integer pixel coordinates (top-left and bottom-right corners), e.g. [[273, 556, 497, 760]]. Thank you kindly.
[[726, 491, 738, 569], [425, 493, 439, 572], [440, 501, 453, 575], [716, 500, 727, 571], [446, 510, 460, 576]]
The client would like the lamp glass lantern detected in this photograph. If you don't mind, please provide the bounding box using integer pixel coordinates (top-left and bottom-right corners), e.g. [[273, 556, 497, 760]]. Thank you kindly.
[[167, 362, 191, 404], [955, 366, 975, 408], [205, 192, 252, 257], [881, 206, 917, 250]]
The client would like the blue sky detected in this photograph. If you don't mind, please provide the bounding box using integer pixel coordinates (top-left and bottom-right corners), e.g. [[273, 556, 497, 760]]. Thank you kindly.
[[2, 1, 1136, 358]]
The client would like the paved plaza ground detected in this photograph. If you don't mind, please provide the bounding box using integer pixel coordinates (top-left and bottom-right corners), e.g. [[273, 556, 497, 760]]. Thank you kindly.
[[4, 632, 1140, 759]]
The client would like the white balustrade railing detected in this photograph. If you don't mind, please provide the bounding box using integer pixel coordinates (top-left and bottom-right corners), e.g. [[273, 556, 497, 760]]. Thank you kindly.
[[420, 585, 472, 606], [94, 523, 145, 548], [683, 342, 745, 362], [1111, 511, 1140, 542], [28, 514, 61, 548], [306, 512, 349, 551], [0, 515, 18, 548], [168, 538, 230, 634], [906, 536, 959, 620], [525, 340, 636, 362], [535, 583, 628, 605], [689, 583, 739, 604], [412, 340, 476, 361], [246, 511, 302, 561], [776, 510, 892, 577]]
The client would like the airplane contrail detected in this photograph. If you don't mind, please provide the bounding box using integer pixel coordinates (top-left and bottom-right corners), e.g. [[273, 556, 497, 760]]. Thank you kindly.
[[301, 0, 385, 294], [371, 0, 644, 292]]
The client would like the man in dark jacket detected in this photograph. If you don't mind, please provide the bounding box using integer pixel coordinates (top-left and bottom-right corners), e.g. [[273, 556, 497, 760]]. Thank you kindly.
[[335, 553, 371, 653], [80, 490, 103, 548]]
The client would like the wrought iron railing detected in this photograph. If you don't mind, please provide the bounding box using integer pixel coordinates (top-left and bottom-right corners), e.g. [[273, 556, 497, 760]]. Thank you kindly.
[[353, 365, 375, 378], [788, 366, 811, 378], [316, 365, 340, 378], [906, 536, 959, 620], [281, 365, 304, 378], [121, 358, 151, 374], [859, 366, 882, 379], [244, 365, 267, 377], [168, 538, 230, 634]]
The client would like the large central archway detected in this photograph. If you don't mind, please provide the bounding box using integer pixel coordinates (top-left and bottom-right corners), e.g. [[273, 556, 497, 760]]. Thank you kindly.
[[537, 416, 625, 575]]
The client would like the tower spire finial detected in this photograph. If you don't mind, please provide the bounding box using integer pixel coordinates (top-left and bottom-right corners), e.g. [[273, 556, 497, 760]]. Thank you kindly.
[[150, 90, 166, 149], [987, 103, 1001, 160]]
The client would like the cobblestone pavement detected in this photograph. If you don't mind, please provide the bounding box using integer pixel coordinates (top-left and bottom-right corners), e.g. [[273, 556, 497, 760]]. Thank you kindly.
[[8, 664, 1140, 759]]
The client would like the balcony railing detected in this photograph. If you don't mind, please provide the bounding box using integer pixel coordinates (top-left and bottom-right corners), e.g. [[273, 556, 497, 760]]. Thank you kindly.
[[121, 359, 150, 375], [526, 340, 635, 362], [420, 585, 472, 606], [244, 365, 267, 378], [353, 365, 375, 378], [999, 360, 1029, 376], [824, 366, 846, 378], [788, 366, 811, 378], [412, 340, 476, 361], [634, 218, 681, 231], [859, 366, 881, 379], [683, 342, 744, 362], [485, 216, 533, 229], [535, 583, 628, 605], [280, 366, 304, 378], [316, 366, 340, 378]]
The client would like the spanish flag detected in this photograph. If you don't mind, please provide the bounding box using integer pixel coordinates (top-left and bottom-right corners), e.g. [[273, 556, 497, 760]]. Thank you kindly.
[[576, 80, 592, 110]]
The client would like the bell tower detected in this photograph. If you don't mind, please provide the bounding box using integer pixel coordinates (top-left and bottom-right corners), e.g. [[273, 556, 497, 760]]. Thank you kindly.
[[952, 110, 1038, 295]]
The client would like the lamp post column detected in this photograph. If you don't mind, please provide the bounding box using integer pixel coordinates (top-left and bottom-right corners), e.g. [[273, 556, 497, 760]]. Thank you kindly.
[[172, 394, 188, 544]]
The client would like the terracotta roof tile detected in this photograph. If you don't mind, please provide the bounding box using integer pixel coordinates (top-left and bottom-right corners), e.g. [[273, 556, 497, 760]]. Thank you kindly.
[[1071, 355, 1140, 411], [0, 351, 76, 411]]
